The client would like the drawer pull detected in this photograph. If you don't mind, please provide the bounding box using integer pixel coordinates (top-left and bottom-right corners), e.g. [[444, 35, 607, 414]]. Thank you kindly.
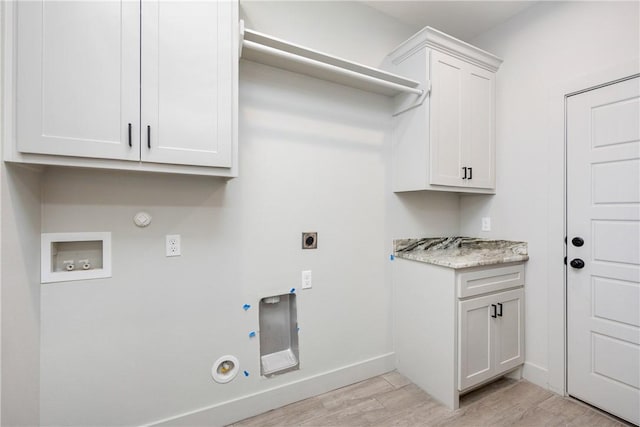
[[491, 304, 497, 318], [497, 302, 503, 317], [128, 123, 132, 147], [462, 167, 468, 179]]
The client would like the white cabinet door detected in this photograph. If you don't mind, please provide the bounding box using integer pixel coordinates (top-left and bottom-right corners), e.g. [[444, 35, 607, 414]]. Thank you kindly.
[[464, 65, 495, 190], [430, 50, 465, 187], [459, 287, 524, 391], [494, 288, 525, 372], [16, 1, 140, 161], [141, 1, 234, 167], [430, 51, 496, 190], [458, 293, 495, 390]]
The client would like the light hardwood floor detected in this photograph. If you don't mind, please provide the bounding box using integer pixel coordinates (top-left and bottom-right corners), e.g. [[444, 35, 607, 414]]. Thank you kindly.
[[232, 372, 630, 426]]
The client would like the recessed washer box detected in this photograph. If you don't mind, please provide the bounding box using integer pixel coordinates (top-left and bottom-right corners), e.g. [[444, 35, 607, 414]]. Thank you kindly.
[[41, 232, 112, 283], [259, 293, 300, 377]]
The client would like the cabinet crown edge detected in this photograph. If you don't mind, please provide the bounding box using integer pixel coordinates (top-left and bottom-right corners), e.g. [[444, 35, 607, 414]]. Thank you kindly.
[[387, 26, 503, 72]]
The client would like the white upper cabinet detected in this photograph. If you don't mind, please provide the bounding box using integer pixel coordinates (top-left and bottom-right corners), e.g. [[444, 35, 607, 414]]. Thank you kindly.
[[141, 1, 233, 168], [16, 1, 140, 161], [6, 0, 238, 177], [385, 27, 501, 194]]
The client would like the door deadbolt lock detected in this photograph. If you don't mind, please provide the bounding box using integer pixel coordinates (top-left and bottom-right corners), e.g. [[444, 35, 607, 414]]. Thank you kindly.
[[570, 258, 585, 269], [571, 237, 584, 247]]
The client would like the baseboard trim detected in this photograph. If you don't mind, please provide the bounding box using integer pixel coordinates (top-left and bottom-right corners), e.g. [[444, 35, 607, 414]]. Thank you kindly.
[[522, 361, 549, 390], [146, 352, 395, 427]]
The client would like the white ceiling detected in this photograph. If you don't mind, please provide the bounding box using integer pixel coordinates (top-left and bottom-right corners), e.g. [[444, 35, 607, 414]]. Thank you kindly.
[[361, 1, 538, 42]]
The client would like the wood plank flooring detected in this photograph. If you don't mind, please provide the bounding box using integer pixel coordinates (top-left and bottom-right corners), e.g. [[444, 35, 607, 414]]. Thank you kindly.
[[232, 372, 630, 426]]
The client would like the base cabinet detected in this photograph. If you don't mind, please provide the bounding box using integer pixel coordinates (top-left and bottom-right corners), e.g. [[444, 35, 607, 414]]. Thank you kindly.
[[458, 288, 524, 390], [393, 259, 525, 409]]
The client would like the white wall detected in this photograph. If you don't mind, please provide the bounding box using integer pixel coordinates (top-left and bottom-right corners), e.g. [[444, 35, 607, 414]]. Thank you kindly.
[[1, 2, 43, 424], [38, 2, 459, 425], [461, 1, 640, 392], [1, 4, 4, 421], [240, 1, 416, 68], [1, 165, 42, 427]]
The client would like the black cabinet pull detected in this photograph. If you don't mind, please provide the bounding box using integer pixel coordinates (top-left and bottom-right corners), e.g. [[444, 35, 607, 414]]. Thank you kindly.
[[491, 304, 497, 318], [497, 303, 503, 317], [147, 125, 151, 149], [468, 167, 473, 180], [128, 123, 132, 147], [462, 167, 468, 179]]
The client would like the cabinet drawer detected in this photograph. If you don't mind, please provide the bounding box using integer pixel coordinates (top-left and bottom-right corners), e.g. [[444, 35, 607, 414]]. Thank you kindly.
[[457, 264, 524, 298]]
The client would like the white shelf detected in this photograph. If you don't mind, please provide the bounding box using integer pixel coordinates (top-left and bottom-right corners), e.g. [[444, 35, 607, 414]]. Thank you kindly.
[[241, 28, 423, 97]]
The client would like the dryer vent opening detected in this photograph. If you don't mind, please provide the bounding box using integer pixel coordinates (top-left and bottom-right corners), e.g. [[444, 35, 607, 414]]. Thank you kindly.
[[259, 293, 299, 376]]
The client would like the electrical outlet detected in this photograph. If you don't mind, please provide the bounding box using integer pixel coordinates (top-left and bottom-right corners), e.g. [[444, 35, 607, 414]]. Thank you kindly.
[[166, 234, 181, 257], [301, 270, 312, 289], [482, 217, 491, 232]]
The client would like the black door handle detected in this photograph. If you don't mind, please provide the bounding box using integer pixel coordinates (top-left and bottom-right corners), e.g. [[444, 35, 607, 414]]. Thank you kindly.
[[571, 237, 584, 247], [128, 123, 132, 147], [491, 304, 497, 318], [468, 167, 472, 180], [570, 258, 585, 269], [147, 126, 151, 149], [462, 167, 467, 179], [497, 303, 503, 317]]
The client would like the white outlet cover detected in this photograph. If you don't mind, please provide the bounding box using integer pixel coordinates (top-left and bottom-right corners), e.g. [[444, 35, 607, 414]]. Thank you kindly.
[[166, 234, 181, 257]]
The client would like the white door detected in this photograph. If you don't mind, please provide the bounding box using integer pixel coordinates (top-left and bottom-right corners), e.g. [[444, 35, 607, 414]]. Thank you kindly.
[[458, 293, 494, 390], [16, 1, 140, 161], [494, 288, 524, 373], [141, 0, 234, 167], [430, 51, 495, 190], [567, 76, 640, 425], [464, 65, 495, 190], [430, 50, 465, 187]]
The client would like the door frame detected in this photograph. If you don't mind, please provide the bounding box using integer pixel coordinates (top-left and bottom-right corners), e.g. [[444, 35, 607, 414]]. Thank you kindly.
[[545, 60, 640, 397]]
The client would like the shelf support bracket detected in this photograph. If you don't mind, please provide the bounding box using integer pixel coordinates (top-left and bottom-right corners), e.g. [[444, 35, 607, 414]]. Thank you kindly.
[[239, 20, 245, 57], [392, 81, 431, 117]]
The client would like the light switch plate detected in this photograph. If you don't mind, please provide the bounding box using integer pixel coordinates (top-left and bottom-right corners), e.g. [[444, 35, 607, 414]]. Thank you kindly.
[[302, 270, 312, 289], [482, 217, 491, 232]]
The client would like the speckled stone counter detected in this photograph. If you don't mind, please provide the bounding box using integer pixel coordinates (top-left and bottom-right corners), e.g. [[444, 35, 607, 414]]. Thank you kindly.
[[393, 236, 528, 269]]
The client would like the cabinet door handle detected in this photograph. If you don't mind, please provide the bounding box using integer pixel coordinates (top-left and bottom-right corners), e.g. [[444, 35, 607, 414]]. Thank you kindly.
[[468, 167, 473, 180], [128, 123, 132, 147], [491, 304, 497, 318], [462, 167, 468, 179], [147, 125, 151, 149], [497, 303, 503, 317]]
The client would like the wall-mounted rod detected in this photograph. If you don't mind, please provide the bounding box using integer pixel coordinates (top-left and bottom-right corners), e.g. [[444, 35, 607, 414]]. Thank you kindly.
[[242, 39, 424, 97]]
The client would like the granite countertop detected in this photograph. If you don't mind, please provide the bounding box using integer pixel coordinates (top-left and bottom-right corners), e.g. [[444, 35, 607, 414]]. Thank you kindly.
[[393, 237, 528, 269]]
